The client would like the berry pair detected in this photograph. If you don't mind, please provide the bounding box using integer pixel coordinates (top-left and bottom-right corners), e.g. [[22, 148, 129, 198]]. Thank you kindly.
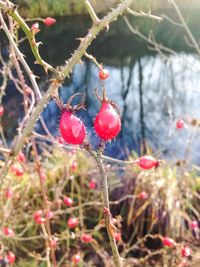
[[59, 88, 121, 145]]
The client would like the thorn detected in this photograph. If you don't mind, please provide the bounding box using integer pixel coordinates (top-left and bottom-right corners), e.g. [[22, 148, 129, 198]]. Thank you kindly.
[[36, 41, 43, 47], [76, 37, 84, 42], [105, 24, 109, 32]]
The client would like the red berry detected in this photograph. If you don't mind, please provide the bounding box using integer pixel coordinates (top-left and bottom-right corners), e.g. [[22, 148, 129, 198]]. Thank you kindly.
[[99, 68, 109, 80], [31, 22, 40, 33], [64, 196, 73, 207], [11, 164, 23, 176], [15, 168, 23, 176], [71, 161, 78, 172], [136, 155, 159, 170], [5, 188, 13, 199], [67, 217, 78, 229], [0, 106, 4, 117], [44, 17, 56, 26], [60, 111, 86, 145], [176, 119, 184, 129], [17, 151, 26, 163], [94, 102, 121, 141], [162, 237, 175, 247], [181, 246, 191, 257], [7, 251, 15, 265], [190, 220, 198, 229], [46, 211, 54, 219], [178, 260, 188, 267], [81, 234, 92, 243], [3, 227, 14, 237], [72, 253, 81, 264], [49, 239, 57, 249], [33, 210, 43, 222], [89, 180, 97, 190], [114, 232, 121, 242], [138, 191, 148, 200], [35, 217, 46, 224]]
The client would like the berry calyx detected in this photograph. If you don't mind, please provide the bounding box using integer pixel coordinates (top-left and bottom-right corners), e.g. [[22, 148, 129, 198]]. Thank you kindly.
[[44, 17, 56, 26], [0, 106, 4, 117], [67, 217, 79, 229], [181, 246, 192, 257], [59, 93, 86, 145], [64, 196, 73, 207], [162, 237, 175, 247], [94, 88, 121, 141], [81, 234, 92, 243], [31, 22, 40, 33], [99, 68, 109, 80], [136, 155, 160, 170], [176, 119, 185, 129]]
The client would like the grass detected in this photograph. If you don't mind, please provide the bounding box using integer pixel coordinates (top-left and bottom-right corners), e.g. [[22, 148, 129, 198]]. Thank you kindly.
[[1, 143, 199, 266]]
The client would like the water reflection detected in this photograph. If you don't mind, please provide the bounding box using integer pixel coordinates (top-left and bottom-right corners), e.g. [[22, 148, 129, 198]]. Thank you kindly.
[[40, 53, 200, 162]]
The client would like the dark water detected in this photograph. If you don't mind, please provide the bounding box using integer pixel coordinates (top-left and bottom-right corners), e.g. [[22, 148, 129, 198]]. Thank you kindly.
[[2, 13, 200, 162]]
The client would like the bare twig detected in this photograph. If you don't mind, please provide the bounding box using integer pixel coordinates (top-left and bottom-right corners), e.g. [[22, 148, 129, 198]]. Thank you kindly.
[[83, 0, 100, 25], [169, 0, 200, 55], [0, 12, 42, 99], [127, 8, 163, 22]]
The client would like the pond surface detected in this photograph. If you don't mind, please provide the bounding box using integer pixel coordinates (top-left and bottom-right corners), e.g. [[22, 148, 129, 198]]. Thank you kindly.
[[2, 13, 200, 163]]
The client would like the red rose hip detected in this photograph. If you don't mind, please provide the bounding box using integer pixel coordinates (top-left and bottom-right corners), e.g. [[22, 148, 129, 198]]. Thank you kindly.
[[99, 68, 109, 80], [176, 119, 184, 129], [0, 106, 4, 117], [81, 234, 92, 243], [44, 17, 56, 26], [60, 111, 85, 145], [94, 88, 121, 141], [181, 246, 191, 257], [63, 196, 73, 207], [7, 252, 15, 265], [136, 155, 159, 170], [72, 253, 81, 264], [67, 217, 78, 229], [162, 237, 175, 247]]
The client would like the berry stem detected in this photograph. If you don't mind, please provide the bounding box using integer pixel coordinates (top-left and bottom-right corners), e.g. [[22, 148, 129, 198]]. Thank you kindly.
[[84, 142, 123, 267]]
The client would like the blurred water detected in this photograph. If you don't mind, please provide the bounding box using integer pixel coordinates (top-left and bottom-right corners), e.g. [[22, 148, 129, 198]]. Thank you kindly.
[[40, 53, 200, 162], [2, 14, 200, 162]]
